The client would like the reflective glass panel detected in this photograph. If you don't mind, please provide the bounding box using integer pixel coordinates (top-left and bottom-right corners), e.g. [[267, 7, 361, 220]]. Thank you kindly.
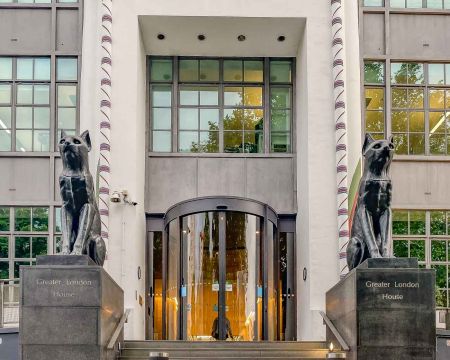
[[407, 0, 422, 7], [270, 61, 291, 83], [58, 108, 76, 130], [365, 89, 384, 110], [366, 111, 384, 132], [431, 211, 446, 235], [271, 132, 290, 153], [151, 59, 173, 82], [152, 131, 171, 152], [410, 211, 426, 235], [152, 85, 172, 107], [34, 85, 50, 105], [223, 109, 243, 131], [427, 0, 443, 8], [179, 131, 198, 152], [0, 130, 11, 151], [0, 85, 11, 104], [199, 60, 219, 81], [200, 109, 219, 130], [32, 207, 48, 231], [224, 60, 243, 82], [15, 208, 31, 232], [152, 108, 172, 130], [224, 87, 243, 106], [179, 60, 199, 82], [244, 87, 263, 107], [15, 237, 30, 258], [429, 90, 445, 109], [393, 211, 408, 235], [58, 85, 77, 106], [364, 61, 384, 84], [17, 85, 33, 104], [16, 107, 32, 128], [17, 58, 33, 80], [244, 60, 263, 82], [199, 131, 219, 152], [0, 107, 11, 128], [0, 58, 12, 80], [179, 108, 198, 130], [57, 58, 78, 81], [167, 220, 180, 339], [34, 58, 50, 81], [271, 110, 291, 131], [390, 0, 406, 6], [224, 131, 243, 153], [0, 237, 8, 258], [432, 241, 447, 261], [410, 240, 425, 261], [429, 64, 445, 84], [409, 112, 424, 132], [16, 130, 32, 151], [393, 240, 408, 258], [0, 208, 9, 231], [31, 237, 47, 257]]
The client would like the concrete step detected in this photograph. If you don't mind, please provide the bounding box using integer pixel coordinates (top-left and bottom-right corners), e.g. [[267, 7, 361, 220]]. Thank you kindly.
[[119, 341, 329, 360]]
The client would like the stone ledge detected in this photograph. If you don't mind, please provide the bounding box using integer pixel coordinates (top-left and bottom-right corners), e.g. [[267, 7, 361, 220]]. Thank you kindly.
[[36, 255, 96, 266]]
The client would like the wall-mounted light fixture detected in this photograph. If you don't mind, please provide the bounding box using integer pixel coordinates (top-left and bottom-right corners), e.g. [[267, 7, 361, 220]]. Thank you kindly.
[[157, 33, 165, 40], [197, 34, 206, 41], [237, 34, 246, 42], [277, 35, 286, 42]]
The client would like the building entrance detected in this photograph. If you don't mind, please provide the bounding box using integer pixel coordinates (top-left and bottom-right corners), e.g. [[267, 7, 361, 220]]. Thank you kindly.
[[146, 197, 296, 341]]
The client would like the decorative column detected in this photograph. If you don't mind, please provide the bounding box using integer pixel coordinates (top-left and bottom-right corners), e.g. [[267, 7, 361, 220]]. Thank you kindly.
[[99, 0, 113, 259], [330, 0, 350, 278]]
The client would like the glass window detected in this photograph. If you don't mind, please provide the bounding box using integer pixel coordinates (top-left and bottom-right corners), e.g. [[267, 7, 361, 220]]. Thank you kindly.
[[364, 61, 384, 84], [0, 58, 12, 80], [364, 0, 384, 5], [57, 58, 78, 81], [151, 59, 172, 82]]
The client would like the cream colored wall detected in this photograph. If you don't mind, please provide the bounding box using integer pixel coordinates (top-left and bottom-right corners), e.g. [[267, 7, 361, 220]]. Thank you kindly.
[[80, 0, 362, 341]]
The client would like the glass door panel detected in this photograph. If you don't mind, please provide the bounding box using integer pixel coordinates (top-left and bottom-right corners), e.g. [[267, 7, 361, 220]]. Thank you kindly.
[[182, 212, 220, 340], [225, 212, 260, 341], [167, 219, 180, 340]]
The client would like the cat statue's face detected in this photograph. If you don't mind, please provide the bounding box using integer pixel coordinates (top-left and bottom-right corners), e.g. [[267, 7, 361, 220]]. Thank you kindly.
[[363, 133, 394, 170], [59, 130, 91, 170]]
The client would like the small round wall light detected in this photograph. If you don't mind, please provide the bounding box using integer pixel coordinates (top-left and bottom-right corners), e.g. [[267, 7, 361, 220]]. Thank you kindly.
[[197, 34, 206, 41], [157, 33, 165, 40], [237, 34, 246, 42], [303, 267, 308, 281], [277, 35, 286, 42], [137, 266, 142, 280]]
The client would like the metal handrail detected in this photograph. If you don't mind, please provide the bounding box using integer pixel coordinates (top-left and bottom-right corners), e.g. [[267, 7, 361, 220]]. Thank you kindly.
[[319, 310, 350, 351], [107, 308, 131, 350]]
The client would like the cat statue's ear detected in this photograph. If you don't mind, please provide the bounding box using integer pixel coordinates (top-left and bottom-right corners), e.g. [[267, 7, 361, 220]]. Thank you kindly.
[[388, 135, 394, 144], [80, 130, 92, 151], [60, 129, 67, 140], [362, 133, 375, 154]]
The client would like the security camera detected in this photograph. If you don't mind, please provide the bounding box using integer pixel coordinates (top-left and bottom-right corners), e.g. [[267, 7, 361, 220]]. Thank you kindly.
[[110, 191, 121, 203]]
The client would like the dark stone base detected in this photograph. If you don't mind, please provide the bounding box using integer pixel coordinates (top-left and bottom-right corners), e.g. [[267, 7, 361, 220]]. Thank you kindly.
[[326, 258, 436, 360], [36, 254, 96, 266], [20, 256, 124, 360]]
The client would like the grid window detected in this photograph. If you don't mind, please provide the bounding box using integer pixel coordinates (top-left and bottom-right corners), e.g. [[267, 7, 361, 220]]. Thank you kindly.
[[0, 207, 52, 280], [0, 56, 79, 152], [393, 210, 450, 308], [364, 61, 385, 140], [150, 57, 294, 154], [363, 0, 384, 6], [54, 207, 62, 253], [389, 0, 450, 9]]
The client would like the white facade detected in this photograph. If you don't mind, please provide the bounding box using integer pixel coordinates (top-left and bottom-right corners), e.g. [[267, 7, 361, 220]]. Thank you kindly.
[[79, 0, 362, 340]]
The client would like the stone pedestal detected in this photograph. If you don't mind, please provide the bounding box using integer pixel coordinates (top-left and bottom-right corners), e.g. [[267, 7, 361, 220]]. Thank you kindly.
[[326, 258, 436, 360], [19, 255, 124, 360]]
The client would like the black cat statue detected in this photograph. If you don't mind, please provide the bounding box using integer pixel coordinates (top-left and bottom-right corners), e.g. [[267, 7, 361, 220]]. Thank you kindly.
[[346, 134, 394, 270], [58, 130, 106, 266]]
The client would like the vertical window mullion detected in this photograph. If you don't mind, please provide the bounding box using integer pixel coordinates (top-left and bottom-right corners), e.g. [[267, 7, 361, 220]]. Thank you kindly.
[[264, 58, 270, 154], [386, 59, 391, 139], [219, 59, 224, 153], [173, 57, 179, 153], [424, 65, 430, 155]]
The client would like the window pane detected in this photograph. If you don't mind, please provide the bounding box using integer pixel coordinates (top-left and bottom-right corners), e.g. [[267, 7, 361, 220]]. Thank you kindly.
[[224, 109, 243, 131], [446, 64, 450, 85], [429, 64, 445, 84], [152, 85, 172, 107], [0, 130, 11, 151], [17, 58, 33, 80], [271, 132, 290, 153], [364, 61, 384, 83], [55, 207, 62, 233], [152, 108, 172, 130], [430, 134, 446, 155], [58, 108, 76, 130], [15, 208, 31, 231], [436, 289, 448, 308], [200, 109, 219, 130], [393, 240, 408, 257], [34, 58, 50, 81], [151, 59, 172, 82], [391, 111, 407, 132], [409, 112, 424, 132], [16, 130, 32, 152], [15, 237, 30, 258], [0, 58, 12, 80], [33, 130, 50, 151], [430, 112, 446, 133], [244, 131, 263, 153], [0, 237, 8, 258], [393, 133, 408, 154], [31, 237, 47, 257], [429, 90, 445, 109], [199, 60, 219, 81], [409, 133, 425, 155], [0, 262, 8, 279], [410, 240, 425, 261], [445, 0, 450, 9], [392, 88, 407, 108], [58, 85, 77, 106], [199, 131, 219, 153], [34, 85, 50, 105], [0, 208, 9, 231], [54, 236, 62, 254], [224, 60, 243, 82], [365, 111, 384, 134], [432, 265, 447, 289], [410, 211, 426, 235], [391, 63, 407, 84], [17, 85, 33, 104], [271, 87, 291, 109], [200, 87, 218, 106], [152, 131, 171, 152], [244, 60, 263, 82], [270, 61, 291, 83], [0, 85, 11, 104], [244, 109, 263, 131], [364, 0, 384, 6], [34, 108, 50, 129], [14, 261, 30, 279], [179, 131, 198, 152], [431, 211, 446, 235], [179, 60, 199, 82], [432, 240, 447, 262], [244, 87, 263, 107], [16, 107, 33, 129], [0, 107, 11, 128], [408, 89, 424, 109], [57, 58, 78, 81], [407, 0, 422, 7], [427, 0, 443, 8], [179, 108, 198, 130], [180, 86, 199, 106], [393, 211, 408, 235], [271, 110, 291, 131], [224, 131, 243, 153], [408, 63, 424, 84], [365, 88, 384, 110], [16, 107, 32, 129], [224, 87, 243, 106]]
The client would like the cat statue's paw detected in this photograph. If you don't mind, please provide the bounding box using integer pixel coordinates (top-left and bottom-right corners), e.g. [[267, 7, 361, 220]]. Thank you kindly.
[[71, 246, 83, 255]]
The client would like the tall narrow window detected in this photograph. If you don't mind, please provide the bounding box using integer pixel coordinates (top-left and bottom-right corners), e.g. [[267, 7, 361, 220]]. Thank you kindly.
[[364, 61, 385, 140]]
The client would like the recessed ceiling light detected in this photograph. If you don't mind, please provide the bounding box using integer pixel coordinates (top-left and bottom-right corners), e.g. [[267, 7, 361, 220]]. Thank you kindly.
[[157, 33, 165, 40], [197, 34, 206, 41], [278, 35, 286, 42], [237, 34, 246, 42]]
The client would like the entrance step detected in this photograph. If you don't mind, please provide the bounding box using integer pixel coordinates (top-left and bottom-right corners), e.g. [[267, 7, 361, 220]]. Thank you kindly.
[[119, 341, 329, 359]]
